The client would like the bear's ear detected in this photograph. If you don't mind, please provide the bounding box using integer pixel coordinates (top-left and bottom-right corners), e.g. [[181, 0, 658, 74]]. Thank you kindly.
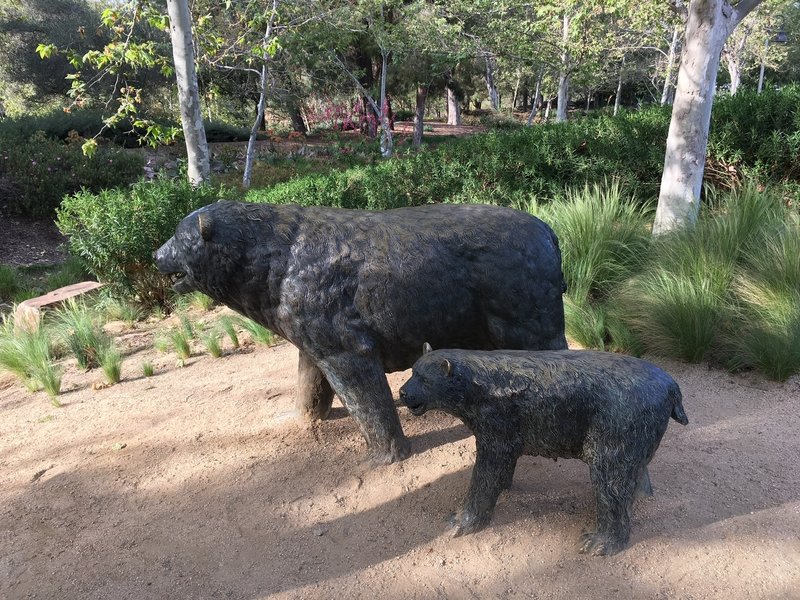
[[440, 358, 452, 377], [422, 342, 433, 354], [198, 213, 213, 242]]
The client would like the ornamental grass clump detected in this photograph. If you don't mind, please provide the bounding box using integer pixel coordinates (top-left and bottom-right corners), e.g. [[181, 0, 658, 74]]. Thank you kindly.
[[236, 317, 274, 345], [0, 316, 62, 404], [53, 299, 112, 370]]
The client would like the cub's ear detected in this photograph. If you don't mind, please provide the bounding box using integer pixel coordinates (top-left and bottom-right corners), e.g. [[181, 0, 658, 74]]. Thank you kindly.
[[440, 358, 452, 377], [422, 342, 433, 354], [198, 213, 213, 242]]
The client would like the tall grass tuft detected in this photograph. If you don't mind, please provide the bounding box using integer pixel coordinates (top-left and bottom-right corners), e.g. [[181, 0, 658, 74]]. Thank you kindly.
[[218, 315, 240, 348], [723, 224, 800, 380], [101, 297, 144, 327], [0, 317, 62, 403], [614, 185, 797, 370], [98, 343, 123, 384], [53, 299, 111, 370], [200, 330, 223, 358], [236, 317, 275, 345], [525, 181, 651, 349], [169, 329, 192, 360], [179, 314, 196, 339]]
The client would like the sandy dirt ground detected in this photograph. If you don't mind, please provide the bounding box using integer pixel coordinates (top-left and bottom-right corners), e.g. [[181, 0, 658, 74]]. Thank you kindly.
[[1, 309, 799, 600]]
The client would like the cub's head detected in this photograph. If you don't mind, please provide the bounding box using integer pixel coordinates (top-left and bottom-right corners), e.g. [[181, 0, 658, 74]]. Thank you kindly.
[[399, 345, 474, 417], [153, 201, 248, 297]]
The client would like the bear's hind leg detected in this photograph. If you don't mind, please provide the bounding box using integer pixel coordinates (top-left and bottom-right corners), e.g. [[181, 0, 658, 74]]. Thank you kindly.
[[579, 456, 639, 556]]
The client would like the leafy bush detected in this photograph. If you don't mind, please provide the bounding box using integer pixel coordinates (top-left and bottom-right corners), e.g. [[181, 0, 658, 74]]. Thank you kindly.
[[57, 178, 224, 308], [0, 131, 144, 218]]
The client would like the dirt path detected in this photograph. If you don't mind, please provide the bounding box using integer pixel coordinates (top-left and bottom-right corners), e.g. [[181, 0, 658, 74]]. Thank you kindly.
[[1, 315, 799, 599]]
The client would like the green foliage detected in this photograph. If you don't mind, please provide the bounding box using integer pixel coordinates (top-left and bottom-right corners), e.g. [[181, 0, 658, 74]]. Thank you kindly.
[[56, 178, 224, 308], [247, 108, 670, 209], [524, 181, 651, 349], [53, 299, 111, 370], [236, 317, 274, 345], [169, 329, 192, 360], [722, 222, 800, 380], [218, 315, 240, 349], [612, 184, 799, 375], [0, 129, 144, 218], [0, 317, 62, 403], [100, 297, 144, 327], [708, 86, 800, 185], [142, 361, 155, 377], [200, 330, 223, 358], [0, 266, 20, 302], [98, 343, 122, 384]]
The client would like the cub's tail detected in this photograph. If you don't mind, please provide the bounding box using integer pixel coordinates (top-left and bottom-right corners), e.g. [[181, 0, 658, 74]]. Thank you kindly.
[[669, 384, 689, 425]]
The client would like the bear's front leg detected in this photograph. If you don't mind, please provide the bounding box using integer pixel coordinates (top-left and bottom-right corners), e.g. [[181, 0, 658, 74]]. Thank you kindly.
[[452, 437, 519, 536], [295, 349, 335, 420], [319, 354, 410, 465]]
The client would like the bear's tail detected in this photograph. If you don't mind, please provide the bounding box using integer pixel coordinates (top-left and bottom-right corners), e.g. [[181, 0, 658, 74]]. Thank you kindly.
[[669, 384, 688, 425]]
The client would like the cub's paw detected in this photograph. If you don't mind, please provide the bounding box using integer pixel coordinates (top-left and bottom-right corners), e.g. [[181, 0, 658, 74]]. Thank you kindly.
[[577, 531, 628, 556]]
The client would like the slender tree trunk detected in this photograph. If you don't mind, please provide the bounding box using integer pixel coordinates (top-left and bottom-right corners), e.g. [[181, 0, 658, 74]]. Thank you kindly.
[[446, 84, 461, 126], [485, 54, 500, 111], [653, 0, 763, 236], [757, 39, 769, 93], [556, 12, 570, 122], [378, 49, 393, 158], [527, 67, 544, 126], [614, 57, 625, 116], [243, 0, 278, 190], [544, 97, 552, 120], [727, 58, 742, 94], [166, 0, 209, 185], [413, 85, 428, 148], [661, 25, 681, 106], [512, 68, 522, 112]]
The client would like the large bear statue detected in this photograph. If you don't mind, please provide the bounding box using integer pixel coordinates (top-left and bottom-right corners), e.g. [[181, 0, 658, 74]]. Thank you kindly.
[[154, 201, 567, 464]]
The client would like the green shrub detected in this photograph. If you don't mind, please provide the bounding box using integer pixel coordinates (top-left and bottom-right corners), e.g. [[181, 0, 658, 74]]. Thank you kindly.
[[57, 178, 224, 308], [0, 131, 143, 218]]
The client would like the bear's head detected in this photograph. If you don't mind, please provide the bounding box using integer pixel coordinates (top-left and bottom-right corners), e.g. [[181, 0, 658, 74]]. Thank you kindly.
[[399, 346, 477, 416], [154, 201, 251, 298]]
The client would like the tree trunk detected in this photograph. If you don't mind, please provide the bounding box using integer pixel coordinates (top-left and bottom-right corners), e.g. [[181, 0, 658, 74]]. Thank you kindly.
[[614, 57, 625, 116], [653, 0, 763, 236], [485, 55, 500, 111], [413, 85, 428, 148], [289, 105, 307, 133], [378, 49, 393, 158], [544, 97, 552, 120], [446, 83, 461, 126], [727, 58, 742, 94], [556, 12, 570, 122], [526, 67, 544, 126], [166, 0, 210, 185], [661, 25, 681, 106], [243, 0, 278, 190]]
